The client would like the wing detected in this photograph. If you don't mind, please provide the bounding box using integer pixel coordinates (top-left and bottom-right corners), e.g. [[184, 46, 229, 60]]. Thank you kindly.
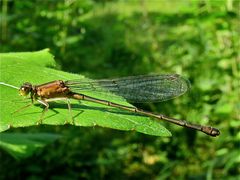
[[65, 74, 190, 103]]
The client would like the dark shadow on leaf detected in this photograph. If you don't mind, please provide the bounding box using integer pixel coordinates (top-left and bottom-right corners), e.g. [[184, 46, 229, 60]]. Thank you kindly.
[[43, 101, 146, 118], [12, 100, 147, 123]]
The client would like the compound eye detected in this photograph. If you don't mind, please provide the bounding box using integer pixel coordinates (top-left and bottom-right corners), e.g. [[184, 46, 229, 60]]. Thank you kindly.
[[19, 86, 30, 96], [20, 87, 28, 92]]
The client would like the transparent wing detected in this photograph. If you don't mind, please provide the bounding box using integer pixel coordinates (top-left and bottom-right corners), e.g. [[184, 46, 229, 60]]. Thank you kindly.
[[65, 74, 190, 103]]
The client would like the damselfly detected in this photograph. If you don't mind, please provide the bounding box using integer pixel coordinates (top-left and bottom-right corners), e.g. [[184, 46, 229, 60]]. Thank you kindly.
[[18, 74, 220, 137]]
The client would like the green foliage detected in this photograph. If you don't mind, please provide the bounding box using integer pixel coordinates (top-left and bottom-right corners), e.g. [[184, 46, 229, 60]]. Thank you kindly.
[[0, 132, 61, 159], [0, 49, 170, 136], [0, 0, 239, 179]]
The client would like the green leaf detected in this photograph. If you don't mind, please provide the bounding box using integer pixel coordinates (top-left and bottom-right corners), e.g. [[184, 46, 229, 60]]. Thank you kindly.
[[0, 49, 171, 136], [0, 132, 61, 159]]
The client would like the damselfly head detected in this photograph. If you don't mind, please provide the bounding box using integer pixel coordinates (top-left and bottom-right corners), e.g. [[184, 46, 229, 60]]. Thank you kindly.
[[19, 82, 32, 96]]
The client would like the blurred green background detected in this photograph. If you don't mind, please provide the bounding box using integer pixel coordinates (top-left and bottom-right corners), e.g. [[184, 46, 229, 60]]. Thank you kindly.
[[0, 0, 239, 179]]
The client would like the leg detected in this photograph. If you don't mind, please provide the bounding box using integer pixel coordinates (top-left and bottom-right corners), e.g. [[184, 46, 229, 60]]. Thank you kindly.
[[37, 99, 49, 124], [44, 98, 74, 125], [13, 97, 74, 125], [66, 99, 74, 124], [12, 103, 33, 114]]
